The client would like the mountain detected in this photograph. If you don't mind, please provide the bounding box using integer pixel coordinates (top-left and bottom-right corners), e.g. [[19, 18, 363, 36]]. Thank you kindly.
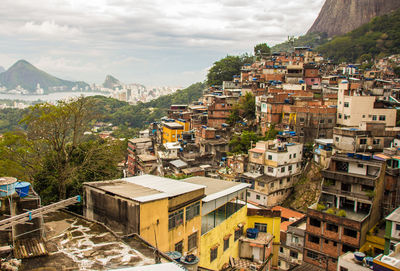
[[317, 7, 400, 62], [0, 60, 89, 92], [308, 0, 400, 37], [0, 66, 5, 73], [103, 75, 121, 89]]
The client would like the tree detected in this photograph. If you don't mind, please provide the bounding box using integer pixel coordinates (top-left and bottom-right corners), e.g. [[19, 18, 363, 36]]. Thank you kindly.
[[18, 96, 124, 201], [207, 55, 253, 86], [227, 92, 256, 125], [254, 43, 271, 58], [229, 131, 261, 154]]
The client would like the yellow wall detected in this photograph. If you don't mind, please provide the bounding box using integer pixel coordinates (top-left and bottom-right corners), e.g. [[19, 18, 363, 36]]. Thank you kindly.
[[247, 215, 281, 267], [176, 120, 190, 132], [140, 199, 202, 256], [360, 227, 385, 255], [199, 206, 248, 270], [162, 126, 184, 143], [139, 199, 169, 252], [199, 206, 282, 270], [168, 201, 202, 255]]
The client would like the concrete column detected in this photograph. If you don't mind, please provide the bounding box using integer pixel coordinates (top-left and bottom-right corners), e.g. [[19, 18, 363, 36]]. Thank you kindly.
[[336, 196, 340, 209], [354, 200, 357, 212]]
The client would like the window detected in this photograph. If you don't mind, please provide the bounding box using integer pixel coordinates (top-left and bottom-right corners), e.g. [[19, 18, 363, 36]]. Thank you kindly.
[[372, 115, 377, 121], [320, 119, 324, 124], [255, 223, 268, 233], [324, 239, 329, 244], [289, 154, 292, 159], [270, 182, 274, 188], [362, 115, 366, 118], [308, 235, 320, 244], [335, 137, 340, 142], [223, 237, 230, 251], [326, 223, 338, 232], [357, 163, 364, 168], [396, 224, 400, 231], [359, 138, 367, 145], [338, 113, 342, 119], [293, 153, 297, 158], [333, 241, 337, 247], [342, 244, 356, 253], [340, 267, 349, 271], [309, 218, 321, 227], [300, 118, 305, 123], [268, 155, 272, 160], [343, 228, 357, 238], [328, 119, 333, 123], [256, 195, 260, 200], [188, 232, 198, 251], [280, 247, 284, 253], [344, 102, 349, 107], [379, 115, 386, 121], [175, 240, 183, 254], [247, 192, 250, 197], [186, 202, 200, 221], [281, 167, 285, 173], [234, 227, 243, 241], [268, 167, 273, 173], [210, 247, 218, 262], [169, 209, 184, 230], [288, 165, 293, 171], [279, 180, 283, 185], [373, 139, 381, 145], [290, 251, 298, 259], [307, 250, 319, 260], [292, 236, 299, 244]]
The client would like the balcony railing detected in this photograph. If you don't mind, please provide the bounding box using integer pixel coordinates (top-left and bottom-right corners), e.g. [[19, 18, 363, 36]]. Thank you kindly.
[[322, 186, 371, 201]]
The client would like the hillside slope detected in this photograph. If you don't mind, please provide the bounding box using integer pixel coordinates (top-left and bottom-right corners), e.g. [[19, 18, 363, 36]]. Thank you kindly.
[[0, 60, 89, 92], [308, 0, 400, 37], [317, 8, 400, 62]]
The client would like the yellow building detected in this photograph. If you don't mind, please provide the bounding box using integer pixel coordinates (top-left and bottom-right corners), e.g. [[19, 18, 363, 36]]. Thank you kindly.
[[183, 177, 281, 270], [83, 175, 205, 255], [162, 121, 184, 143], [176, 119, 190, 132]]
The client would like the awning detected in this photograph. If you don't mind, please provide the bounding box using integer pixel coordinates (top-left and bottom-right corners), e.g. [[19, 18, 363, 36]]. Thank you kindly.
[[373, 153, 390, 161]]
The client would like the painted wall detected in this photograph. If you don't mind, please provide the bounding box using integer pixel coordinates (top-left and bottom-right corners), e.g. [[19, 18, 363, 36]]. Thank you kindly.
[[199, 206, 247, 270]]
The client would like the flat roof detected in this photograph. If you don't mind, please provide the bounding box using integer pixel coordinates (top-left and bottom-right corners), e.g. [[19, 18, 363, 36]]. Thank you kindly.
[[315, 138, 334, 145], [163, 122, 184, 128], [85, 175, 205, 203], [109, 262, 184, 271], [183, 177, 250, 202], [137, 154, 157, 162], [128, 138, 152, 144]]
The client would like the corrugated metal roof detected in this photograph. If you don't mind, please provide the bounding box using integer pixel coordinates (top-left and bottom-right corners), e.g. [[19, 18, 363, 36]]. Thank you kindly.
[[386, 206, 400, 222], [183, 177, 250, 202], [170, 159, 188, 168], [125, 175, 205, 199]]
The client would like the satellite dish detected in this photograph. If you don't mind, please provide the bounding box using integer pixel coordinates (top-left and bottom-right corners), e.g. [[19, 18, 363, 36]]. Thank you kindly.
[[368, 146, 373, 150]]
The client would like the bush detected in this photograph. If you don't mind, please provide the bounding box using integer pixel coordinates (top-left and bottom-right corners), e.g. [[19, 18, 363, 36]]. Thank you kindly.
[[326, 208, 335, 214], [317, 203, 326, 211], [337, 210, 347, 217]]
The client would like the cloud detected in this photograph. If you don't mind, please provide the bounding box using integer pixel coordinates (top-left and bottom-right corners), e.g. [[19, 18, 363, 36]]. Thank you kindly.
[[0, 0, 325, 86]]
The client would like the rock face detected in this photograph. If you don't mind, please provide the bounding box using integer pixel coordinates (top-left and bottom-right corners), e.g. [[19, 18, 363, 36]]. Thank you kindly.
[[103, 75, 121, 89], [308, 0, 400, 37]]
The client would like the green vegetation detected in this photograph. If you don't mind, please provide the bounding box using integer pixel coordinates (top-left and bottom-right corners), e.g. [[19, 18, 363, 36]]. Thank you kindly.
[[317, 8, 400, 62], [337, 210, 347, 217], [207, 55, 253, 86], [0, 97, 125, 206], [326, 208, 335, 214], [227, 92, 256, 125], [317, 203, 326, 211], [254, 43, 271, 59], [0, 108, 27, 133], [0, 60, 89, 92], [271, 33, 328, 52]]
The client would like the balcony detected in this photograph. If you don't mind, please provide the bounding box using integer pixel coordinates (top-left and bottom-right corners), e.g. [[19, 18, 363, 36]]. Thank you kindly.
[[321, 170, 375, 186], [321, 186, 371, 201]]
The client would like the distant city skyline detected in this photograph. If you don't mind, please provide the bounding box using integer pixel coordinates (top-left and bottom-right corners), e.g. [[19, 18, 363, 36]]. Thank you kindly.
[[0, 0, 325, 87]]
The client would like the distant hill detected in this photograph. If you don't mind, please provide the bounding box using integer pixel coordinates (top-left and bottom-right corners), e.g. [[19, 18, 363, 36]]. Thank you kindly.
[[0, 66, 5, 73], [103, 75, 121, 89], [0, 60, 90, 92], [308, 0, 400, 37], [317, 7, 400, 62]]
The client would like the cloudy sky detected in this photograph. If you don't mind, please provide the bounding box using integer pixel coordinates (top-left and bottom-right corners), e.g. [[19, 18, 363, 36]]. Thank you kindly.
[[0, 0, 325, 87]]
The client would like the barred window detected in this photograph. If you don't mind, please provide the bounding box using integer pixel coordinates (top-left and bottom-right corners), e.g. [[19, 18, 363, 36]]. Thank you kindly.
[[234, 227, 243, 241], [188, 232, 198, 250], [210, 247, 218, 262], [186, 202, 200, 221], [169, 209, 183, 230]]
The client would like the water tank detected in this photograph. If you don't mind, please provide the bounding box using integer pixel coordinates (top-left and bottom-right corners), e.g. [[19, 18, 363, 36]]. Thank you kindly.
[[166, 251, 182, 262], [246, 228, 259, 239], [0, 177, 17, 197], [354, 252, 365, 262], [15, 182, 31, 198], [180, 254, 199, 271]]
